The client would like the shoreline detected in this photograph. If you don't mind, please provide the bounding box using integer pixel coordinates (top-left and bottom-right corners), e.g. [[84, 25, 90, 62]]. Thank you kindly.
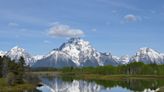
[[31, 71, 164, 80]]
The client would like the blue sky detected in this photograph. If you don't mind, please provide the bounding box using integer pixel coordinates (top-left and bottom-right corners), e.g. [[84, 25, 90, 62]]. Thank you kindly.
[[0, 0, 164, 56]]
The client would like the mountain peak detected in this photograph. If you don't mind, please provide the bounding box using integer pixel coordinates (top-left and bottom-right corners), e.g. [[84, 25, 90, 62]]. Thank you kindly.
[[139, 47, 154, 52], [67, 37, 90, 46], [68, 37, 81, 43], [137, 47, 159, 55], [59, 37, 90, 50], [6, 46, 36, 66], [0, 50, 6, 57], [129, 47, 164, 64], [11, 46, 25, 52], [33, 37, 119, 68], [12, 46, 20, 49]]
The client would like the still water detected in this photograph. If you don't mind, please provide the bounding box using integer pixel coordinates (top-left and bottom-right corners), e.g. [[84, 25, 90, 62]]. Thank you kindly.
[[37, 76, 164, 92]]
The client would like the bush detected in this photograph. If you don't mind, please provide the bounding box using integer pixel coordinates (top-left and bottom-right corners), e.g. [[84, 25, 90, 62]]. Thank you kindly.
[[6, 72, 16, 86]]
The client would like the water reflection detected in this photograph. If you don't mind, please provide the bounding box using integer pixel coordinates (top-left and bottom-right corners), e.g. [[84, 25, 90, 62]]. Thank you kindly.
[[37, 76, 164, 92]]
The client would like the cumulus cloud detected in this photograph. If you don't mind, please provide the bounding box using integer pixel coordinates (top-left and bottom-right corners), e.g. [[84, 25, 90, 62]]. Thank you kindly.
[[48, 23, 84, 38], [124, 14, 139, 22]]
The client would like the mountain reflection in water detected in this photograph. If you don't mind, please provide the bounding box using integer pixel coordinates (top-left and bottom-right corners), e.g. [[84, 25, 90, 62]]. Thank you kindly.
[[37, 76, 164, 92]]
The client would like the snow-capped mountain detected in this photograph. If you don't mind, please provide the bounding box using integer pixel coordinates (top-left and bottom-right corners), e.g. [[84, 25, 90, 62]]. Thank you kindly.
[[33, 38, 118, 68], [33, 55, 44, 61], [119, 55, 130, 64], [33, 50, 76, 68], [6, 46, 36, 66], [59, 38, 99, 66], [130, 47, 164, 64], [1, 38, 164, 68], [0, 50, 6, 57], [33, 38, 164, 68], [96, 52, 118, 66]]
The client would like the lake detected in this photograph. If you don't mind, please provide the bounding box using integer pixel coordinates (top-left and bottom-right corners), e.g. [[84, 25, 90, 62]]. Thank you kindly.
[[36, 76, 164, 92]]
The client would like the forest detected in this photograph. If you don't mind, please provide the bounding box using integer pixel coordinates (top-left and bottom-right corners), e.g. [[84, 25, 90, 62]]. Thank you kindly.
[[60, 62, 164, 75], [31, 61, 164, 75], [0, 56, 27, 86]]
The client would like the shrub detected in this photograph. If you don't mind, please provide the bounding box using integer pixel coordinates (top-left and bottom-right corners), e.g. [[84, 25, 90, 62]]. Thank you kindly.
[[6, 72, 16, 86]]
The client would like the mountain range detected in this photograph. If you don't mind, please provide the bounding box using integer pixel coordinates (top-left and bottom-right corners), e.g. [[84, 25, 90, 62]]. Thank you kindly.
[[0, 38, 164, 68]]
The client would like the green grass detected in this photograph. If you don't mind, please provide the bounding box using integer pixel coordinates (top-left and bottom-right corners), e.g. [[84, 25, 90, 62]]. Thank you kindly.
[[0, 78, 37, 92]]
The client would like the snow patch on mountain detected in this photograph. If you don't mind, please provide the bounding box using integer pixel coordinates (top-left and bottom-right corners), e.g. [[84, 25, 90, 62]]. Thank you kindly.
[[130, 47, 164, 64], [33, 50, 76, 68], [6, 46, 36, 66], [119, 55, 130, 64], [0, 50, 6, 57], [33, 55, 44, 61]]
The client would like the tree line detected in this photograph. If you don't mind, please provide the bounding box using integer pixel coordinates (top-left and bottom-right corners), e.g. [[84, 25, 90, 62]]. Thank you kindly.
[[60, 62, 164, 75], [0, 56, 26, 86]]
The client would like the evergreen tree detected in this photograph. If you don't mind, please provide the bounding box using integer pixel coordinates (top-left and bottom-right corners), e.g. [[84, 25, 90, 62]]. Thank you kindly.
[[6, 72, 16, 86], [2, 56, 10, 77]]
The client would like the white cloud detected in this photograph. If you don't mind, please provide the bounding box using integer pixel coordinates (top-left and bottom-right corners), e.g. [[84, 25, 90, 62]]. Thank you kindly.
[[124, 14, 139, 22], [48, 23, 84, 38], [8, 22, 19, 27]]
